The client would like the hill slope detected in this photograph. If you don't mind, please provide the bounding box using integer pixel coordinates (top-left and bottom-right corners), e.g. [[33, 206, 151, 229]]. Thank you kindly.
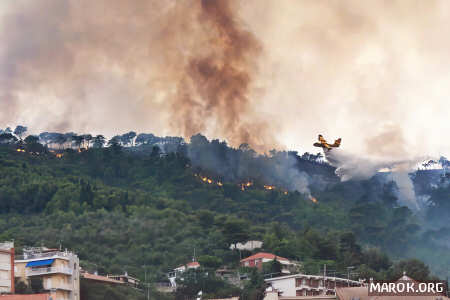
[[0, 142, 448, 299]]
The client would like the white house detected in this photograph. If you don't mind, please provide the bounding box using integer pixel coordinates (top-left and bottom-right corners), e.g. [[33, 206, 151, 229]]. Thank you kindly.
[[168, 261, 200, 287]]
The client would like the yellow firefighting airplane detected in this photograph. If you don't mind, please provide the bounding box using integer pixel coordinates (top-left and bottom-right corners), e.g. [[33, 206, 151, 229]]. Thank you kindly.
[[313, 135, 341, 151]]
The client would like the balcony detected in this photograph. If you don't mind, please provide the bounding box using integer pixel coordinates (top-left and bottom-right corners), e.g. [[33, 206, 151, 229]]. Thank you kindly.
[[26, 266, 73, 276], [0, 263, 11, 270], [0, 279, 11, 287]]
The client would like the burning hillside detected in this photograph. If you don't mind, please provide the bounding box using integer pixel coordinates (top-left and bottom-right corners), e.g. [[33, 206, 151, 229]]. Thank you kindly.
[[192, 172, 325, 204]]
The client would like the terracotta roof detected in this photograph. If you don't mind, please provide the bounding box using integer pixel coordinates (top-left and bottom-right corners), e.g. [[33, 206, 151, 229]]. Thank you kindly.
[[82, 272, 124, 284], [240, 252, 290, 263], [187, 261, 200, 267]]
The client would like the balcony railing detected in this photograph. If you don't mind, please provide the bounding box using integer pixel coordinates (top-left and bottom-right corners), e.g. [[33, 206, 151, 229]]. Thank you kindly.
[[0, 242, 13, 250], [0, 279, 11, 287], [26, 266, 73, 276], [16, 251, 71, 261]]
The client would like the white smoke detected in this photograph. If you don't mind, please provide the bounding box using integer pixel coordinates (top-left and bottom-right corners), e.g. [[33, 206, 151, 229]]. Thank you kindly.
[[325, 149, 426, 211]]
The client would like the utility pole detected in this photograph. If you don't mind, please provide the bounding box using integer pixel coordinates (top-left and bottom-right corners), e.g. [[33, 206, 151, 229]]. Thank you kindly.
[[143, 265, 149, 300]]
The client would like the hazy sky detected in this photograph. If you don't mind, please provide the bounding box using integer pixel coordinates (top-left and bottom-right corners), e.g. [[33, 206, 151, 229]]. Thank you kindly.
[[1, 0, 449, 159]]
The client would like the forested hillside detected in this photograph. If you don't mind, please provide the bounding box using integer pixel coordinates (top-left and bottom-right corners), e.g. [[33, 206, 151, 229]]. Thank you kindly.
[[0, 132, 449, 299]]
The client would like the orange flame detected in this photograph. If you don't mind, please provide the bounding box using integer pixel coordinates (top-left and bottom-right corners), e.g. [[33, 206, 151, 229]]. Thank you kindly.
[[309, 195, 318, 203], [197, 174, 218, 185], [240, 181, 253, 191]]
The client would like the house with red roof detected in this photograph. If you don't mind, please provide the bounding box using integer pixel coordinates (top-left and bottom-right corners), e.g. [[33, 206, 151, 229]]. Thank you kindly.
[[173, 261, 200, 273], [240, 252, 297, 273], [168, 260, 201, 288]]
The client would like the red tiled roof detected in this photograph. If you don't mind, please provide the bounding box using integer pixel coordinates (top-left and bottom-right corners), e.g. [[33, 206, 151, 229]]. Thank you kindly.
[[240, 252, 289, 263], [187, 261, 200, 267], [82, 272, 124, 284]]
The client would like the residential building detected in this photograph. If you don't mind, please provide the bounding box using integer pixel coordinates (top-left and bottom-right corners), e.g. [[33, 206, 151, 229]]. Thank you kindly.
[[81, 271, 123, 285], [107, 272, 140, 288], [230, 240, 263, 251], [15, 247, 80, 300], [265, 273, 362, 297], [240, 252, 299, 274], [0, 242, 14, 294], [168, 260, 201, 288]]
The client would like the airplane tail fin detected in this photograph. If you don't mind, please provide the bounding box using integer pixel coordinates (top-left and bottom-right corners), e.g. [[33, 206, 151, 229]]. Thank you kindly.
[[332, 138, 341, 147]]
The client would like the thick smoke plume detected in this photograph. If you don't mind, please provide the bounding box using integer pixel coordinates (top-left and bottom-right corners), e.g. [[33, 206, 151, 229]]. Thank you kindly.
[[0, 0, 276, 152], [1, 1, 450, 157], [172, 1, 274, 151]]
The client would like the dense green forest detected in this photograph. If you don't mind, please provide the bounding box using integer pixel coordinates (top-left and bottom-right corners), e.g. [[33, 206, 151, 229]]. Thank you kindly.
[[0, 129, 449, 299]]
